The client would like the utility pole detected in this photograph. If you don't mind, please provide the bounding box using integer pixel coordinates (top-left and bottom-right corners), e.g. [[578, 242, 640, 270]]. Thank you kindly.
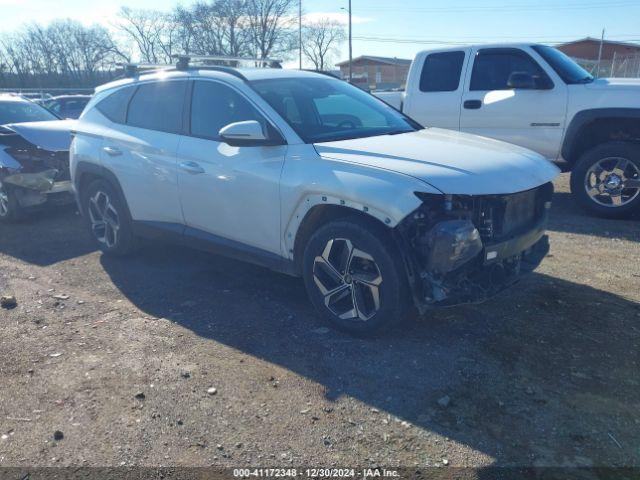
[[340, 1, 353, 80], [596, 28, 605, 78], [299, 0, 302, 69], [348, 0, 352, 82]]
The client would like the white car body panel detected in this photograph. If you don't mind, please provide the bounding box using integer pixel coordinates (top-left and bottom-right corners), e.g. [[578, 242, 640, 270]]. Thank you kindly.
[[314, 128, 559, 195], [459, 46, 568, 160], [402, 48, 473, 130], [101, 123, 183, 224], [279, 144, 433, 258], [566, 79, 640, 122], [177, 136, 287, 255]]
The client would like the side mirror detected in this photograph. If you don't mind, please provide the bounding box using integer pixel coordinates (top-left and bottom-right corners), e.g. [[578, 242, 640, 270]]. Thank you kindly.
[[507, 72, 536, 90], [219, 120, 268, 146]]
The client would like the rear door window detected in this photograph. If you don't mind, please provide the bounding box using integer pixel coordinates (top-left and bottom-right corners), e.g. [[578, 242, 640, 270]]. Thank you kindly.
[[126, 81, 188, 134], [419, 51, 466, 92]]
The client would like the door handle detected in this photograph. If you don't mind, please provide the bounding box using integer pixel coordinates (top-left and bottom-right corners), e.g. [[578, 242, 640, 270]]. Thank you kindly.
[[463, 100, 482, 110], [179, 161, 205, 175], [102, 146, 122, 157]]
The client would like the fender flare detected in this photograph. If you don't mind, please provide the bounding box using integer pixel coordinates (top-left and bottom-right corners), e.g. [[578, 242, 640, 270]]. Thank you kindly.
[[562, 108, 640, 163], [74, 161, 131, 219], [283, 193, 404, 260]]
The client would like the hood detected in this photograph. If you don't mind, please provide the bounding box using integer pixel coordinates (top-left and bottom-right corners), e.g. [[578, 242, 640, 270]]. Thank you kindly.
[[3, 119, 76, 152], [314, 128, 560, 195], [584, 77, 640, 91]]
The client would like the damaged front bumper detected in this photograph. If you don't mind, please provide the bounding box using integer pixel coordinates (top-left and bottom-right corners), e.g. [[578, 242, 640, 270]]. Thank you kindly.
[[396, 183, 553, 313], [0, 132, 73, 209]]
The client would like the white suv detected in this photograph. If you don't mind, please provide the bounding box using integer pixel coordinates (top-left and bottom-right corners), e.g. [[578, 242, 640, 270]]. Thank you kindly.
[[70, 65, 559, 334]]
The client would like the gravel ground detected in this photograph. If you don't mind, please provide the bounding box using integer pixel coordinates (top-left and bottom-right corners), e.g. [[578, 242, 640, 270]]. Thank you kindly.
[[0, 173, 639, 470]]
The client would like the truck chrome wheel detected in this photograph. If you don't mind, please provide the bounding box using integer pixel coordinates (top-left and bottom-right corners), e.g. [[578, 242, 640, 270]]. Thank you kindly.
[[0, 186, 9, 217], [312, 238, 383, 321], [88, 190, 120, 248], [585, 156, 640, 207]]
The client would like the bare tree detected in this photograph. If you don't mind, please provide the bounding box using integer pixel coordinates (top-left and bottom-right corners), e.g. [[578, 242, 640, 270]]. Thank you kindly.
[[301, 18, 345, 71], [116, 7, 176, 63], [246, 0, 296, 61], [0, 20, 125, 88], [173, 0, 252, 57]]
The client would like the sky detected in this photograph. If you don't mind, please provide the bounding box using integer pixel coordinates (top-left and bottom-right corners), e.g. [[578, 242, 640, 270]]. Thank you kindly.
[[1, 0, 640, 67]]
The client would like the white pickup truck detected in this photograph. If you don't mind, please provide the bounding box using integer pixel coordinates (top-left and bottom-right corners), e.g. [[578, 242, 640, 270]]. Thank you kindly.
[[374, 43, 640, 218]]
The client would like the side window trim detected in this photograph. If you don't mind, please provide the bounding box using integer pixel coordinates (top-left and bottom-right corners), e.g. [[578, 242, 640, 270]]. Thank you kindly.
[[123, 85, 139, 125], [186, 78, 286, 144], [470, 47, 554, 91]]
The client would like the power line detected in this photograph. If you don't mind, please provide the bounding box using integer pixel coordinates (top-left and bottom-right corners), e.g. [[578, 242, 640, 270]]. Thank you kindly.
[[352, 35, 640, 46], [356, 1, 640, 14]]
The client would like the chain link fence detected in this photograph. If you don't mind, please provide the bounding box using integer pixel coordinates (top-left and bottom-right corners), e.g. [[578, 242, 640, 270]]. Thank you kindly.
[[572, 53, 640, 78]]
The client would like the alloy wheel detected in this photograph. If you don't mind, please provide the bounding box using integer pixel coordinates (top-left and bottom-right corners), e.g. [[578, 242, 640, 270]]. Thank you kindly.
[[88, 190, 120, 248], [312, 238, 383, 321], [0, 185, 9, 217], [585, 157, 640, 207]]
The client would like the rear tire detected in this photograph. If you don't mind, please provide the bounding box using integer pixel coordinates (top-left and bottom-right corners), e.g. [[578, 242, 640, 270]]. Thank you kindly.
[[0, 184, 24, 223], [570, 142, 640, 219], [302, 216, 410, 335], [81, 179, 136, 256]]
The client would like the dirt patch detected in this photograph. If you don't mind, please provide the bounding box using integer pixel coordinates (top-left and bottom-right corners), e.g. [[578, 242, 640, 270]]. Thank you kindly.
[[0, 173, 638, 468]]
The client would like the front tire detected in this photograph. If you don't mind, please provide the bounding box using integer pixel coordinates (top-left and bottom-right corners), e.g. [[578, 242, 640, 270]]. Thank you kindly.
[[81, 179, 136, 255], [302, 216, 410, 335], [570, 142, 640, 219], [0, 183, 24, 223]]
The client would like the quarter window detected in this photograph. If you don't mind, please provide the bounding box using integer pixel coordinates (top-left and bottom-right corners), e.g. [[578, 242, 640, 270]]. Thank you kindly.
[[190, 81, 265, 140], [126, 81, 187, 134], [419, 51, 465, 92], [470, 49, 550, 91], [96, 86, 136, 124]]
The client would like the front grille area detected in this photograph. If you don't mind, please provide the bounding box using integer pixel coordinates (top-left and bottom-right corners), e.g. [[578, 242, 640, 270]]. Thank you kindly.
[[467, 183, 553, 242]]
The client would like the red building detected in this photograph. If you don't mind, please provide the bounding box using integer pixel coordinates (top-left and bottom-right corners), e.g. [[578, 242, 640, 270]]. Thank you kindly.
[[336, 55, 412, 91]]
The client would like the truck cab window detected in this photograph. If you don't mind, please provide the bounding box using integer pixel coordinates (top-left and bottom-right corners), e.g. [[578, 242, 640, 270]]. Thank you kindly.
[[419, 51, 465, 92], [470, 49, 549, 91]]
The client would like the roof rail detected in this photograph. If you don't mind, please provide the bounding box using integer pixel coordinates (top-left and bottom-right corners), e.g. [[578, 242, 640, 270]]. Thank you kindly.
[[172, 54, 283, 69], [117, 63, 175, 78], [117, 54, 283, 80]]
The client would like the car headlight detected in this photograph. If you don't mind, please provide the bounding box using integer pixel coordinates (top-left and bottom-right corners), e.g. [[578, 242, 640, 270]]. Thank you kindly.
[[424, 219, 483, 273]]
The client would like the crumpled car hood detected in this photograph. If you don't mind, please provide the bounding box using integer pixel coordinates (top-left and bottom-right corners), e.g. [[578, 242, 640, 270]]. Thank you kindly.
[[314, 128, 560, 195], [3, 119, 76, 152]]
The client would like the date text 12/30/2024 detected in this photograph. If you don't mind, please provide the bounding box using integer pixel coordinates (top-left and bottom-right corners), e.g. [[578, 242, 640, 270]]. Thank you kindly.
[[233, 468, 400, 478]]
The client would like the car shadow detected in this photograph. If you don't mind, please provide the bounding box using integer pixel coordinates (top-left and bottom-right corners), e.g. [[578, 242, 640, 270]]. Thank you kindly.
[[100, 244, 640, 467], [0, 204, 96, 266], [547, 192, 639, 242]]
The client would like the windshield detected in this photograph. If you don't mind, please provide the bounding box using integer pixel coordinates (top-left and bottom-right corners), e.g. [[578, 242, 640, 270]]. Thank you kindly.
[[251, 77, 420, 143], [532, 45, 594, 84], [0, 100, 59, 124]]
